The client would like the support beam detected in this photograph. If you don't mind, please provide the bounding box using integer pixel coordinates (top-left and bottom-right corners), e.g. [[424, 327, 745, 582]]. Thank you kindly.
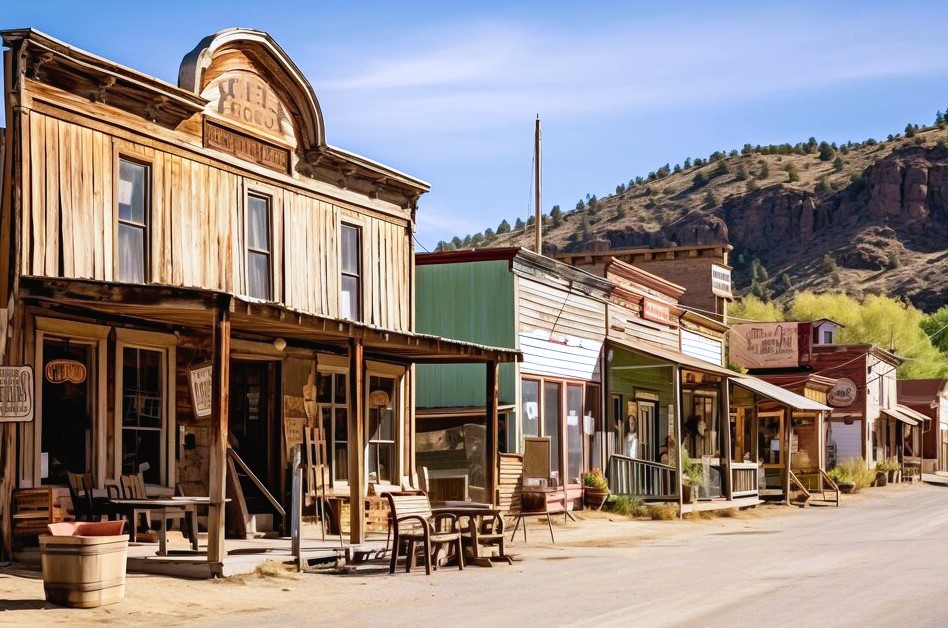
[[784, 407, 792, 506], [674, 367, 683, 518], [208, 306, 231, 567], [347, 338, 365, 544], [723, 380, 733, 501], [485, 361, 499, 505]]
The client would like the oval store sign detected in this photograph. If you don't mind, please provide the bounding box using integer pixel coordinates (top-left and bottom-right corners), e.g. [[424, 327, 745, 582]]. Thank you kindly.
[[45, 359, 87, 385], [828, 377, 857, 407]]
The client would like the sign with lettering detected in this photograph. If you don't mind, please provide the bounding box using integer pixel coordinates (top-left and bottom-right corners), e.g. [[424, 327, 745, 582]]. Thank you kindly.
[[0, 366, 33, 423], [369, 389, 391, 408], [641, 297, 674, 325], [828, 378, 857, 407], [188, 363, 213, 418], [711, 264, 733, 299], [203, 70, 294, 144], [729, 322, 800, 369], [204, 120, 290, 174], [44, 359, 87, 384]]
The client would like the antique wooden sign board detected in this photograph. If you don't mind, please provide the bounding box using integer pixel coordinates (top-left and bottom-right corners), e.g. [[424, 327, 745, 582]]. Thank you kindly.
[[188, 363, 213, 418], [0, 366, 34, 423], [204, 119, 290, 173]]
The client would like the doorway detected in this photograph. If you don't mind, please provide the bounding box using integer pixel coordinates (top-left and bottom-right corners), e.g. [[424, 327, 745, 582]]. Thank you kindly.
[[636, 394, 661, 462], [41, 338, 95, 485], [229, 360, 280, 514]]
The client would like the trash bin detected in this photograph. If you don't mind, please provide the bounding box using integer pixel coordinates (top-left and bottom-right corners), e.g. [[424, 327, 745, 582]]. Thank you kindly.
[[40, 520, 128, 608]]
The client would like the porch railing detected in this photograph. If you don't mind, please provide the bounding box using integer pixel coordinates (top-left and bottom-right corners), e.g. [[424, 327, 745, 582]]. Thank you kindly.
[[606, 455, 678, 500], [730, 462, 759, 498]]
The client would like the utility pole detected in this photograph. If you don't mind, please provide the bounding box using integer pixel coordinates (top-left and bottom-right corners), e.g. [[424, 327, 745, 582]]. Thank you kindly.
[[534, 115, 542, 254]]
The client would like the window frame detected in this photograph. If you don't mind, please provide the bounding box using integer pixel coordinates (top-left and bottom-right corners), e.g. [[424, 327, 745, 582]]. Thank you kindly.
[[364, 362, 405, 489], [115, 155, 152, 284], [113, 329, 177, 487], [245, 190, 274, 301], [339, 222, 363, 321], [317, 367, 350, 488]]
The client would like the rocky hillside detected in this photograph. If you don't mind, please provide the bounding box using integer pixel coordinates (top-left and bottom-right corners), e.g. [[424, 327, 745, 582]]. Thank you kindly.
[[453, 127, 948, 311]]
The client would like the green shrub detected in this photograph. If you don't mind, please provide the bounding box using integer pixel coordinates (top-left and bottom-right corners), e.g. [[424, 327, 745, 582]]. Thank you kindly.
[[606, 494, 643, 516], [828, 459, 876, 492]]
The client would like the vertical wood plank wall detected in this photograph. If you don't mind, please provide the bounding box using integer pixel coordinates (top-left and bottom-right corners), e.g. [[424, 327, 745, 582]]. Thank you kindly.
[[20, 111, 411, 331]]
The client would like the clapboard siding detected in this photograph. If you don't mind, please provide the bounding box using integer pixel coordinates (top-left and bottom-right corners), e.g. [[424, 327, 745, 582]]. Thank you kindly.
[[681, 330, 723, 366], [21, 111, 411, 331], [608, 303, 679, 352], [517, 276, 606, 341], [519, 332, 602, 382], [830, 420, 863, 463]]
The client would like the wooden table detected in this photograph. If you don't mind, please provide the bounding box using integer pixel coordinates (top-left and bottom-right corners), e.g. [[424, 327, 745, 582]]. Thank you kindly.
[[431, 503, 510, 566], [109, 497, 211, 556]]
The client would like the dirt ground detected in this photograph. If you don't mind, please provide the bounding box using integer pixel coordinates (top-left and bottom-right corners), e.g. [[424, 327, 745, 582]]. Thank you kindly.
[[2, 483, 947, 627]]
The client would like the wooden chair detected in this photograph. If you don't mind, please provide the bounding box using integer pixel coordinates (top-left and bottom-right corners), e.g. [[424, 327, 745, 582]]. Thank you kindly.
[[508, 438, 567, 543], [384, 491, 464, 575], [119, 474, 187, 542], [66, 471, 97, 522], [462, 511, 513, 566]]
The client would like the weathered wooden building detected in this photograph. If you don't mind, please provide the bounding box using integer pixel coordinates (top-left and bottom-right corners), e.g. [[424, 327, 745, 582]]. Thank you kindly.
[[898, 379, 948, 473], [0, 28, 518, 566], [415, 248, 609, 507]]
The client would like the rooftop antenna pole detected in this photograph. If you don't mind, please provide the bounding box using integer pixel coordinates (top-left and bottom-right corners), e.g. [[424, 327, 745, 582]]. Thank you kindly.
[[534, 114, 542, 254]]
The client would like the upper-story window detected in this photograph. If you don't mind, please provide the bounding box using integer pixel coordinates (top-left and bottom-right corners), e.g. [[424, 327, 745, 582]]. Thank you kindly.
[[340, 224, 362, 320], [822, 330, 834, 345], [117, 159, 149, 283], [246, 193, 272, 300]]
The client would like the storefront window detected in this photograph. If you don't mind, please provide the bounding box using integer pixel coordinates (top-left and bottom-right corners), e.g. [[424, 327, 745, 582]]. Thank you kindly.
[[543, 381, 562, 481], [317, 371, 349, 483], [759, 414, 782, 464], [522, 380, 539, 438], [121, 347, 163, 484], [566, 384, 583, 482], [367, 375, 397, 483]]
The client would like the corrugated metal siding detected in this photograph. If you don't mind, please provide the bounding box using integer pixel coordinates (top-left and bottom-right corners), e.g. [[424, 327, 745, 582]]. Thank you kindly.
[[415, 260, 517, 407], [519, 331, 602, 381], [681, 330, 723, 366]]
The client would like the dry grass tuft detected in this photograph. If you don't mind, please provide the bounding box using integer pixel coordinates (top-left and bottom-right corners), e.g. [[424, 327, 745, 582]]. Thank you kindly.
[[648, 503, 680, 520], [253, 560, 299, 579]]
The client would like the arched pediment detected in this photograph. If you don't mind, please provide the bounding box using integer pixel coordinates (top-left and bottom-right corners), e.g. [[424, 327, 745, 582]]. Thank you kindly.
[[178, 28, 325, 154]]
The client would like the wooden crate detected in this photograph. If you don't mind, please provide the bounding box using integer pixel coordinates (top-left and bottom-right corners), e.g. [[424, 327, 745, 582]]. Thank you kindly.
[[12, 487, 67, 548], [328, 496, 390, 535]]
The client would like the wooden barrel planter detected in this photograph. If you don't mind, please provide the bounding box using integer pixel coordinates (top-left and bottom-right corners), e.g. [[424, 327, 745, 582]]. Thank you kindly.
[[40, 521, 128, 608], [583, 488, 610, 510]]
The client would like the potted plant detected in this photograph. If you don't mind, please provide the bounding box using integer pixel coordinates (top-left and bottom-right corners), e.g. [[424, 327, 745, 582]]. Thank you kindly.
[[875, 459, 898, 485], [681, 448, 705, 504], [582, 467, 610, 510]]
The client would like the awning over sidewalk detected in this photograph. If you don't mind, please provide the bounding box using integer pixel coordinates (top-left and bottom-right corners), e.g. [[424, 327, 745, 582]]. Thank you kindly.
[[881, 406, 922, 426], [731, 375, 831, 412], [896, 404, 932, 426], [608, 339, 735, 378]]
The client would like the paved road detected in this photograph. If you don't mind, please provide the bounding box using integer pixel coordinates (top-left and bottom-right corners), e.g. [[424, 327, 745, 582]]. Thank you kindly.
[[3, 484, 946, 626]]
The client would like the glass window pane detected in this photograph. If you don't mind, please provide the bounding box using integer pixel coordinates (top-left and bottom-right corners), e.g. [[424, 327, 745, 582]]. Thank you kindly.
[[522, 380, 539, 438], [341, 275, 360, 320], [334, 373, 347, 404], [543, 382, 562, 478], [334, 445, 349, 480], [317, 375, 332, 404], [567, 385, 583, 482], [118, 223, 145, 283], [118, 160, 146, 224], [341, 225, 360, 275], [248, 252, 271, 300], [122, 429, 161, 483], [334, 408, 348, 442], [247, 195, 270, 251]]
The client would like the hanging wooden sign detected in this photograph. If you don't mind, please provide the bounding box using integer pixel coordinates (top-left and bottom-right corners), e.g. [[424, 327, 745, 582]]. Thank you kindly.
[[188, 363, 213, 418], [0, 366, 34, 423], [369, 389, 390, 407], [44, 359, 87, 384]]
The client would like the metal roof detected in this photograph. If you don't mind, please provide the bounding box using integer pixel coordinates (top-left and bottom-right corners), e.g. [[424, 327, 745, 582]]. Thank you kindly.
[[881, 407, 919, 426], [732, 375, 832, 412]]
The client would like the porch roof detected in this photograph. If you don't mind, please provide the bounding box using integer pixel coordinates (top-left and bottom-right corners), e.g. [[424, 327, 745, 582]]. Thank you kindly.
[[731, 376, 831, 412], [881, 407, 918, 426], [18, 276, 522, 364], [608, 338, 736, 378], [896, 404, 932, 425]]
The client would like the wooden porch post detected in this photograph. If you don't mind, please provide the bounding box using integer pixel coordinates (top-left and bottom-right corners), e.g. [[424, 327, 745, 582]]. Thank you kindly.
[[783, 407, 792, 506], [347, 337, 365, 544], [486, 360, 499, 505], [723, 379, 733, 501], [208, 305, 231, 567], [674, 367, 683, 518]]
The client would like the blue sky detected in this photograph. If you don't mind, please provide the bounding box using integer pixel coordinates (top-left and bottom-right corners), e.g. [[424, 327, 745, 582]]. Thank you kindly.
[[6, 1, 948, 249]]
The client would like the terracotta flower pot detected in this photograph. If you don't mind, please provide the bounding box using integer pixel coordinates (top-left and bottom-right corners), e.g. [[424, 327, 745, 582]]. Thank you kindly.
[[584, 487, 610, 510]]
